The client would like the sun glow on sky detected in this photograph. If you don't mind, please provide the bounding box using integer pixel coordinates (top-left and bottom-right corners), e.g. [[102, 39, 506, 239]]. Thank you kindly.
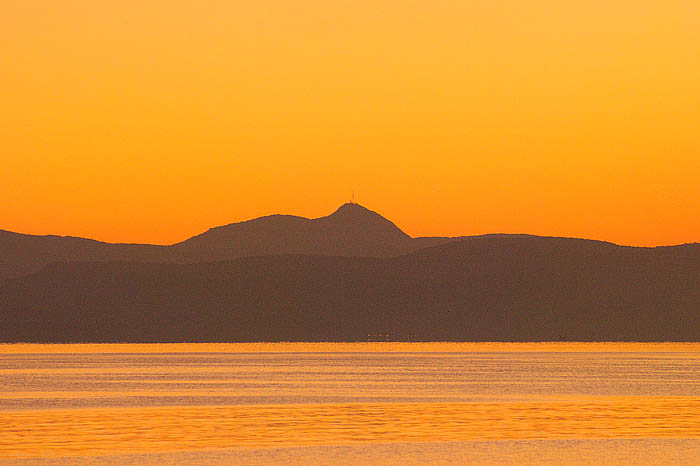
[[2, 1, 699, 246]]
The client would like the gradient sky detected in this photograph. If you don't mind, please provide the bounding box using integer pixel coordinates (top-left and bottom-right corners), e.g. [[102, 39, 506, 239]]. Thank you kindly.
[[2, 1, 699, 246]]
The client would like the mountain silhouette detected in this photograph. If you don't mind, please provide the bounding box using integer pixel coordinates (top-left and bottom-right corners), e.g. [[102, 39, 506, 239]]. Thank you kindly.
[[2, 235, 700, 342], [172, 203, 423, 261], [0, 229, 169, 282], [0, 203, 451, 281]]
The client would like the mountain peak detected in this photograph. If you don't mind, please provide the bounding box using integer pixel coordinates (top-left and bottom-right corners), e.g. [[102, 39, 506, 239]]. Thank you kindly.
[[321, 203, 411, 242], [329, 202, 373, 216]]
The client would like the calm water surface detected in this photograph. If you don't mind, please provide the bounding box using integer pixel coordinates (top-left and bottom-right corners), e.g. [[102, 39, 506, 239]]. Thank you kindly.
[[1, 343, 700, 465]]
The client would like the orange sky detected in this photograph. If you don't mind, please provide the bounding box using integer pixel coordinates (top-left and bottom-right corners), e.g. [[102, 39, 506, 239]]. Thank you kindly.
[[2, 1, 699, 246]]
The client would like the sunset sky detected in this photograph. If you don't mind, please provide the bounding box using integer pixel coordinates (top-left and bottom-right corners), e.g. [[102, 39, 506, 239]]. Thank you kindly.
[[2, 1, 698, 246]]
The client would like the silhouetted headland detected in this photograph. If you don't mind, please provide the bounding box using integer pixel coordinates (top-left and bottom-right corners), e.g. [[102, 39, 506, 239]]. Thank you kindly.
[[2, 204, 699, 342]]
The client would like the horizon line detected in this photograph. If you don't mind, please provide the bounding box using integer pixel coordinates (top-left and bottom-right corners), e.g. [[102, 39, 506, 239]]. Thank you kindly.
[[2, 202, 698, 249]]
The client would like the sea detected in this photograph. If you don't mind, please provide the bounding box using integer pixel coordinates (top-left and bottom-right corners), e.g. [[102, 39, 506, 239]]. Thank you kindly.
[[1, 342, 700, 465]]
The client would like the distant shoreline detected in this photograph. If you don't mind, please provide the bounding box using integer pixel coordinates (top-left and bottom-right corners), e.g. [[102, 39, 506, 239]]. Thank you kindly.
[[4, 342, 700, 354]]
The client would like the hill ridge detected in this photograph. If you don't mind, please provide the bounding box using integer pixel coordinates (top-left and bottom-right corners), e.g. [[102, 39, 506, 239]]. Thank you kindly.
[[3, 235, 700, 342], [0, 203, 443, 281]]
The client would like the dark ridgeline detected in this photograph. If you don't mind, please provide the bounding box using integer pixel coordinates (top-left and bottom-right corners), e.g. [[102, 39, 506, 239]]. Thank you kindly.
[[173, 202, 450, 261], [1, 203, 699, 342], [0, 203, 451, 281]]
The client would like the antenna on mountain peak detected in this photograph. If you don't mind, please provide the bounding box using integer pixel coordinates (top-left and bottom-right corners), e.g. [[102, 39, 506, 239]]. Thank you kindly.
[[351, 191, 355, 204]]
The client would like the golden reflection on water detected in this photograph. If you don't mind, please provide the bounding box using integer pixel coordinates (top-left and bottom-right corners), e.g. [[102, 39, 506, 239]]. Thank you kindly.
[[2, 343, 700, 460], [3, 398, 700, 458]]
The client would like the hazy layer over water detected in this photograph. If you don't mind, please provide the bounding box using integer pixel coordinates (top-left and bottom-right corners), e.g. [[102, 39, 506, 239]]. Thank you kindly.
[[1, 343, 700, 465]]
